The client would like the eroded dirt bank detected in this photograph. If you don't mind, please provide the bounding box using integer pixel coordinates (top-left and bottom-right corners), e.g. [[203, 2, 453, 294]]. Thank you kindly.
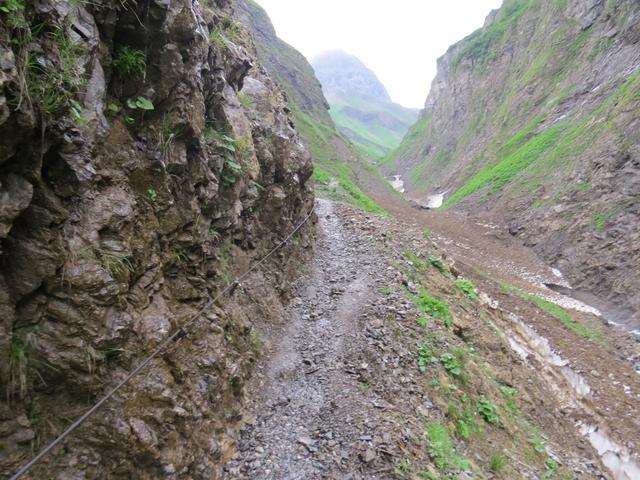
[[225, 199, 640, 479]]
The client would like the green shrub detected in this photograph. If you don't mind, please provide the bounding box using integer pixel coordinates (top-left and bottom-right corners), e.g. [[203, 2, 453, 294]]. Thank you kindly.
[[544, 458, 559, 478], [112, 46, 146, 79], [428, 255, 448, 274], [417, 343, 435, 373], [415, 292, 453, 328], [477, 396, 500, 425], [440, 352, 463, 377], [455, 279, 478, 301]]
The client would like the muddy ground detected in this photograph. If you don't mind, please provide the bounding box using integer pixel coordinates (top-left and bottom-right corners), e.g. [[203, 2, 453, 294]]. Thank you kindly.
[[224, 198, 640, 479]]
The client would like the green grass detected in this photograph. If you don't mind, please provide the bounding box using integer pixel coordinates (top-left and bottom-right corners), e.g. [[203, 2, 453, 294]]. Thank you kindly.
[[417, 343, 436, 373], [424, 422, 470, 472], [452, 0, 530, 68], [292, 106, 388, 216], [523, 292, 603, 341], [428, 255, 448, 275], [382, 114, 433, 171], [444, 123, 567, 207], [328, 95, 417, 161]]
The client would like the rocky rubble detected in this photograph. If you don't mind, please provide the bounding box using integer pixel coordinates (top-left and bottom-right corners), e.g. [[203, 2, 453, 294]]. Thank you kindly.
[[0, 0, 314, 478]]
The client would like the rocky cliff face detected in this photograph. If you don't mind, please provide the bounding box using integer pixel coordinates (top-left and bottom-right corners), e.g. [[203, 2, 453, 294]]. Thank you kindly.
[[237, 0, 391, 215], [386, 0, 640, 325], [313, 50, 418, 161], [0, 0, 314, 477]]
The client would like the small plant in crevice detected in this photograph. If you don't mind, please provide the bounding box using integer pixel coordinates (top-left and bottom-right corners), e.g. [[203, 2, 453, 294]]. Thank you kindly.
[[477, 396, 500, 425], [238, 92, 254, 109], [126, 96, 154, 111], [8, 328, 35, 399], [417, 316, 428, 328], [1, 0, 25, 28], [357, 381, 370, 393], [147, 188, 158, 203], [158, 113, 181, 162], [422, 229, 432, 239], [18, 28, 86, 120], [455, 279, 478, 301], [97, 251, 135, 277], [112, 45, 146, 79]]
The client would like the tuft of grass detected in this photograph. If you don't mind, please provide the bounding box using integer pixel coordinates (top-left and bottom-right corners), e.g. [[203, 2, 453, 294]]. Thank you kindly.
[[112, 46, 146, 79], [489, 452, 507, 472], [414, 292, 453, 328], [499, 385, 520, 414], [422, 229, 433, 238], [248, 331, 264, 356], [238, 92, 254, 109], [455, 279, 478, 301], [394, 458, 412, 477], [424, 422, 470, 472], [544, 458, 559, 478], [357, 381, 370, 393], [9, 329, 34, 399], [417, 316, 429, 328]]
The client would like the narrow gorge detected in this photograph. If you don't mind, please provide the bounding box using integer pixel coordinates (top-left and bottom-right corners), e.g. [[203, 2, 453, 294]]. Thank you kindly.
[[1, 1, 639, 479]]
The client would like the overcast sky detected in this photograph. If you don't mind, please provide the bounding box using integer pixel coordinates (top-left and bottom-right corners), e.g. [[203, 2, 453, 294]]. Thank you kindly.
[[255, 0, 504, 108]]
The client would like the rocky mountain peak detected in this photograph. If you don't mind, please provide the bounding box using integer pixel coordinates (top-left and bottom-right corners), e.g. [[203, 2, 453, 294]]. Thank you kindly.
[[312, 50, 391, 102]]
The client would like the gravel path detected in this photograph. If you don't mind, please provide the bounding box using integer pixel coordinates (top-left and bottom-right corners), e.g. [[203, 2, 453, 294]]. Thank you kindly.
[[225, 200, 392, 479]]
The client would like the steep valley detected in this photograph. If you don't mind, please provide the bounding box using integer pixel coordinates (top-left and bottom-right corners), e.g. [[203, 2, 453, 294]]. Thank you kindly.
[[383, 0, 640, 328], [1, 1, 639, 479]]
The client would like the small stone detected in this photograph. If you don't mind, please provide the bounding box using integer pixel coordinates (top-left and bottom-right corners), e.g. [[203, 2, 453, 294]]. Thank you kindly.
[[363, 448, 376, 463], [297, 435, 315, 447]]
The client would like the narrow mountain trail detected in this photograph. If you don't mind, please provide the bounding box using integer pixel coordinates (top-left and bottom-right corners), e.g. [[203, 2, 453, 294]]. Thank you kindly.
[[225, 199, 397, 479], [224, 199, 640, 480]]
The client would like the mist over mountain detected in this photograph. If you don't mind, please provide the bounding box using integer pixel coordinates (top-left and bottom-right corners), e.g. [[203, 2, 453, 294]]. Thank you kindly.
[[312, 51, 418, 161]]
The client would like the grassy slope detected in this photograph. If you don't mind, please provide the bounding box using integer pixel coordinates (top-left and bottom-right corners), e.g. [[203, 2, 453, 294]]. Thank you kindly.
[[328, 95, 418, 162], [386, 0, 640, 206]]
